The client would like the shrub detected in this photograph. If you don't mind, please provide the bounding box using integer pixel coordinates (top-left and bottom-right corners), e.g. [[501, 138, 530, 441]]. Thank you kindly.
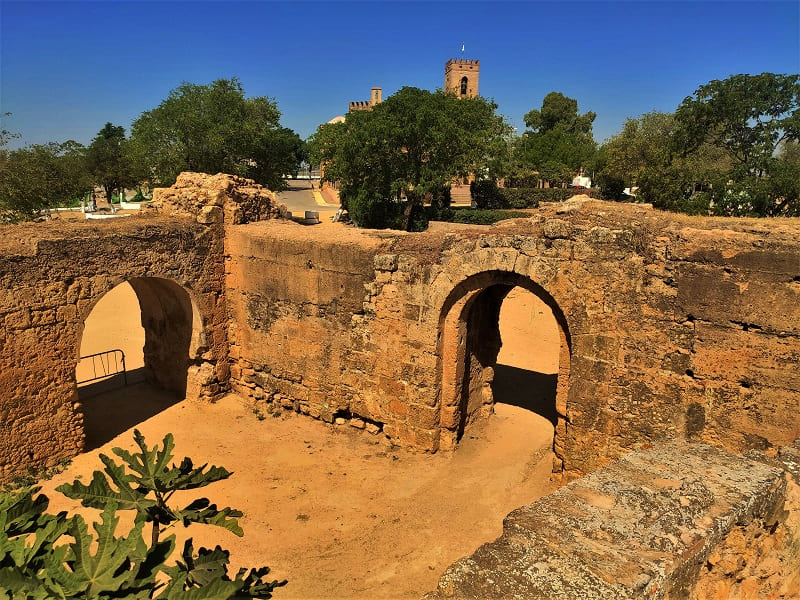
[[597, 174, 627, 201], [426, 206, 529, 225], [471, 180, 506, 209], [0, 429, 286, 599], [429, 185, 451, 210]]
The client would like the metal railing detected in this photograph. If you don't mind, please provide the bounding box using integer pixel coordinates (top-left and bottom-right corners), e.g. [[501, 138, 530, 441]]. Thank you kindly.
[[76, 349, 127, 386]]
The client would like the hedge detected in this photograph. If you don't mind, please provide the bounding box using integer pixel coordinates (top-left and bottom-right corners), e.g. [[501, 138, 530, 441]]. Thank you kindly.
[[426, 206, 529, 225], [471, 181, 599, 209]]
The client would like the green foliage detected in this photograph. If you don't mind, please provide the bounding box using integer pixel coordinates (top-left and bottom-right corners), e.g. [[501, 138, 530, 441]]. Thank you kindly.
[[472, 181, 584, 209], [129, 78, 302, 190], [471, 180, 506, 209], [85, 122, 140, 206], [596, 174, 627, 201], [426, 206, 529, 225], [514, 92, 597, 187], [0, 141, 92, 223], [653, 72, 800, 216], [0, 430, 287, 599], [309, 86, 510, 230], [597, 111, 675, 185]]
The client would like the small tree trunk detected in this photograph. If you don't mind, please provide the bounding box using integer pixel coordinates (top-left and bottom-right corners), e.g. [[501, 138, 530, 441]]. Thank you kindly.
[[400, 199, 417, 231]]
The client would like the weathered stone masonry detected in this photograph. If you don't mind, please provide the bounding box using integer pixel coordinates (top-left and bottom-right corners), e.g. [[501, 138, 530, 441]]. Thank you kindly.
[[227, 201, 800, 479], [1, 187, 799, 484], [0, 219, 229, 479]]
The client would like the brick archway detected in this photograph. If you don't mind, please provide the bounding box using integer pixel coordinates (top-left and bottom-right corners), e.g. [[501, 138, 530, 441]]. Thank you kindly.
[[437, 271, 571, 470]]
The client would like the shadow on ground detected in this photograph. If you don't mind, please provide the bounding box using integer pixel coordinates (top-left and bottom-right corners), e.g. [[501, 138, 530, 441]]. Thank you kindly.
[[78, 378, 182, 450], [492, 363, 558, 427]]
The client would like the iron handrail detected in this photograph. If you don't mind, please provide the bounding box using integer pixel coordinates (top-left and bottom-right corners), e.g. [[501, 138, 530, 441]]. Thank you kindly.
[[76, 349, 127, 386]]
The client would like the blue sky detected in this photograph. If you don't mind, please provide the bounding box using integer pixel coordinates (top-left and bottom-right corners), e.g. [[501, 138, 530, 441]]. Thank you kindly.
[[1, 1, 798, 149]]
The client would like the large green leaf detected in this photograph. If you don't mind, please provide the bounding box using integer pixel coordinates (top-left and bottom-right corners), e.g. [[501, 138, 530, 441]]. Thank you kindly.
[[56, 462, 155, 514]]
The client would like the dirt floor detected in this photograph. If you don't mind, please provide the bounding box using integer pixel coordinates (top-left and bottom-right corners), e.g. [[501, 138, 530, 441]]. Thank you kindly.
[[43, 275, 561, 599]]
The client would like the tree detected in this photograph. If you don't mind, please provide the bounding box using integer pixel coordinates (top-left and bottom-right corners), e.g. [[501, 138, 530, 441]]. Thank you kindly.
[[598, 111, 675, 185], [0, 429, 286, 598], [309, 86, 510, 230], [640, 73, 800, 216], [0, 141, 91, 222], [129, 78, 302, 190], [515, 92, 596, 187], [85, 123, 139, 204]]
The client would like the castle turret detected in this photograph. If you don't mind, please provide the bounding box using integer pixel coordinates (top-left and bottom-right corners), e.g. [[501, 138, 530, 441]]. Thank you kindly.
[[444, 58, 480, 98]]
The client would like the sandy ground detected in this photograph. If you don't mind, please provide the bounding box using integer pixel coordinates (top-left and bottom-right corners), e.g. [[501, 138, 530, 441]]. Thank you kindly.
[[50, 262, 562, 599]]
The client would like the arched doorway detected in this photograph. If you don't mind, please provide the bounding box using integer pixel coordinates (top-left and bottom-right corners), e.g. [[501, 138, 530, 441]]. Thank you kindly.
[[438, 271, 570, 470], [75, 277, 202, 449]]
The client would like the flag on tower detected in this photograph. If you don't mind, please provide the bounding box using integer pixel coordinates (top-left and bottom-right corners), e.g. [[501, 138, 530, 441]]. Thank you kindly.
[[461, 43, 465, 53]]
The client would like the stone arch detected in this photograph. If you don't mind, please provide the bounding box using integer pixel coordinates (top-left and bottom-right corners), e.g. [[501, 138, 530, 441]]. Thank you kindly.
[[437, 270, 571, 468], [460, 76, 468, 95], [74, 276, 205, 447]]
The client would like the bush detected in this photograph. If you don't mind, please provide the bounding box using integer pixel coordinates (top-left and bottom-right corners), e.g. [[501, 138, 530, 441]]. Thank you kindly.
[[473, 183, 594, 209], [429, 185, 451, 210], [471, 180, 506, 209], [0, 429, 286, 599], [597, 174, 627, 201], [345, 190, 428, 231], [426, 206, 529, 225]]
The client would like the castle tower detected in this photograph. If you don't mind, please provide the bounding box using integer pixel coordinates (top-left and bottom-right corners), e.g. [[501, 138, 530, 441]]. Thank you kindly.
[[349, 87, 383, 112], [444, 58, 479, 98]]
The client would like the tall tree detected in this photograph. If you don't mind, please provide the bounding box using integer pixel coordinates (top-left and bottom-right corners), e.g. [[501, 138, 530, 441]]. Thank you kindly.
[[309, 86, 510, 230], [129, 78, 301, 190], [515, 92, 596, 186], [85, 122, 137, 203]]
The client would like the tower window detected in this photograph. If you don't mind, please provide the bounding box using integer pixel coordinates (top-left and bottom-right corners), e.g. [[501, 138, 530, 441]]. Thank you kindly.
[[460, 76, 468, 95]]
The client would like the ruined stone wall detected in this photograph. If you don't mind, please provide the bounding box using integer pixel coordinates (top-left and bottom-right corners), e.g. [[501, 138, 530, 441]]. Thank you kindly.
[[425, 441, 798, 599], [0, 218, 229, 480], [0, 172, 289, 481], [153, 171, 287, 225], [228, 200, 800, 477]]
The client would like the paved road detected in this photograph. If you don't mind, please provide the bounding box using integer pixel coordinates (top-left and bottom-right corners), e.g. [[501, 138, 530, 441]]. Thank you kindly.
[[276, 179, 339, 218]]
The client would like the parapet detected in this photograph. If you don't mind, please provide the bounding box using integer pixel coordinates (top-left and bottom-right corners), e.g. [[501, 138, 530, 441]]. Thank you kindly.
[[445, 58, 480, 69]]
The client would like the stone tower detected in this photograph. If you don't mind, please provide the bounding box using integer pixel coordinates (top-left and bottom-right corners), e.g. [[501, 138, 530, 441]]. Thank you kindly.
[[349, 87, 383, 111], [444, 58, 480, 98]]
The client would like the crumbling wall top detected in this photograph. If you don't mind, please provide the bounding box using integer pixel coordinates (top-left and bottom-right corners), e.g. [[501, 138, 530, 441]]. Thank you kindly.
[[152, 171, 288, 225]]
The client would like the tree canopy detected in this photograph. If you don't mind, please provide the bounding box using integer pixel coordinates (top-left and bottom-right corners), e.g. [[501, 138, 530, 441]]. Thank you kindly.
[[309, 86, 510, 230], [129, 78, 302, 190], [86, 122, 139, 203], [639, 73, 800, 216], [515, 92, 596, 186], [0, 140, 91, 222]]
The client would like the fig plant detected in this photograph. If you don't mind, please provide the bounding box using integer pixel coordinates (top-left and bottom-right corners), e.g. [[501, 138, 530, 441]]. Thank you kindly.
[[0, 430, 286, 599]]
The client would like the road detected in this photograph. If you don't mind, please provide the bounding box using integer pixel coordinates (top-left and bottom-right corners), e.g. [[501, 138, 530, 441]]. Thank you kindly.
[[275, 178, 340, 220]]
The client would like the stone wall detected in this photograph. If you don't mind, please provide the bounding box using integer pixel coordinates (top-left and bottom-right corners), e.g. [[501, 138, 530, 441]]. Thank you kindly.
[[2, 187, 799, 484], [0, 172, 284, 481], [227, 199, 800, 478], [153, 171, 287, 225], [424, 441, 800, 599]]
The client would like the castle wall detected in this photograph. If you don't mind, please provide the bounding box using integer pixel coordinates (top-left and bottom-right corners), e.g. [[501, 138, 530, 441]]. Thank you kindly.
[[228, 201, 800, 478], [0, 219, 229, 480], [1, 187, 799, 482]]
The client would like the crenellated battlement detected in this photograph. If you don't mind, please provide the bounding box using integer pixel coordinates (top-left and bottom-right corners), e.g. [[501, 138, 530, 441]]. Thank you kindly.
[[444, 58, 480, 97]]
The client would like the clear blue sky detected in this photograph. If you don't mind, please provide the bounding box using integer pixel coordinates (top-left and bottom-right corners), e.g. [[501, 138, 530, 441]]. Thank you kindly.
[[1, 1, 798, 149]]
